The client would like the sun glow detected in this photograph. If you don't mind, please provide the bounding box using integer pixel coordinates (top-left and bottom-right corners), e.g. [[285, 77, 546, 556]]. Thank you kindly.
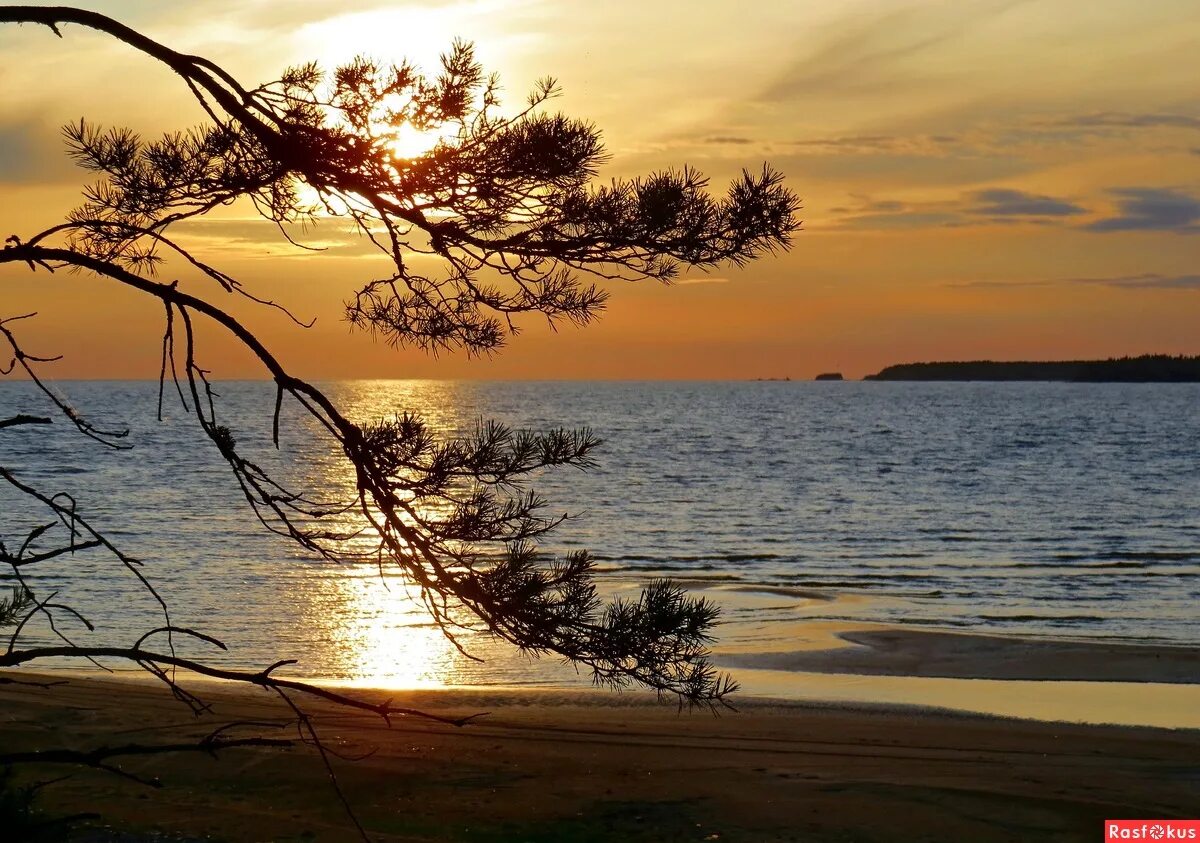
[[329, 570, 458, 688], [306, 381, 477, 688], [298, 8, 473, 72], [385, 121, 454, 161]]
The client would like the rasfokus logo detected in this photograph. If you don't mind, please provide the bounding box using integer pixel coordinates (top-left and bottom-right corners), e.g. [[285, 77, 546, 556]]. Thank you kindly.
[[1106, 820, 1200, 840]]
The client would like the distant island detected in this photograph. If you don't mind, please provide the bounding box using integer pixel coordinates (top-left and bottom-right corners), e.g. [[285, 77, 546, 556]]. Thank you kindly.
[[865, 354, 1200, 382], [815, 372, 844, 381]]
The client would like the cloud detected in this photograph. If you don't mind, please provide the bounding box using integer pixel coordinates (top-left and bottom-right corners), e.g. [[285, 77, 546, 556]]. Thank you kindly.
[[762, 0, 1025, 102], [1086, 188, 1200, 233], [175, 218, 311, 245], [1050, 112, 1200, 130], [1075, 273, 1200, 290], [831, 187, 1087, 230], [674, 276, 731, 286], [789, 134, 961, 155], [830, 199, 904, 214], [998, 112, 1200, 157], [792, 135, 898, 152], [778, 149, 1032, 188], [968, 188, 1086, 217], [775, 125, 1034, 188], [702, 136, 753, 145], [172, 218, 385, 257], [830, 195, 961, 230], [0, 118, 79, 185], [865, 110, 1200, 163], [837, 209, 964, 231], [950, 273, 1200, 291]]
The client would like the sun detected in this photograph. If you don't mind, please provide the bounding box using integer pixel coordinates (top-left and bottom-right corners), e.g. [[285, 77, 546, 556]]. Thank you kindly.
[[385, 121, 452, 161]]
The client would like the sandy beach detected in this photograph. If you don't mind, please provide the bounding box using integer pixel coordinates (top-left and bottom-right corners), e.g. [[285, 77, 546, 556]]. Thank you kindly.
[[2, 670, 1197, 842]]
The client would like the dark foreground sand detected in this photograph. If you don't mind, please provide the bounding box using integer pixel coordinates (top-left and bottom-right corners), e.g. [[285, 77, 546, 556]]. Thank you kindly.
[[2, 673, 1197, 842]]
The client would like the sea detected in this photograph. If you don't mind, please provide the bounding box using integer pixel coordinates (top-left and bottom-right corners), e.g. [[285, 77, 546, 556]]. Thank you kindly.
[[2, 380, 1198, 698]]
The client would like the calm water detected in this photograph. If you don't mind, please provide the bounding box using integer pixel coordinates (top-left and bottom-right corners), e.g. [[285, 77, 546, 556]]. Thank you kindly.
[[1, 380, 1197, 689]]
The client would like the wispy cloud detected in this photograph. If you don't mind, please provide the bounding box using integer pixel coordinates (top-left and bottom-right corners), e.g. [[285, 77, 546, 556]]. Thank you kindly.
[[969, 188, 1086, 217], [793, 135, 896, 152], [835, 209, 963, 231], [951, 273, 1200, 290], [762, 0, 1025, 102], [674, 276, 731, 286], [831, 187, 1088, 230], [1077, 273, 1200, 290], [782, 109, 1200, 168], [172, 217, 386, 257], [829, 199, 905, 214], [1047, 112, 1200, 131], [1086, 187, 1200, 233], [790, 134, 960, 155], [0, 118, 78, 184]]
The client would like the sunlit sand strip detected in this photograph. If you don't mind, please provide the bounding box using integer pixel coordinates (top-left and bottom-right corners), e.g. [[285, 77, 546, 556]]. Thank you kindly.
[[719, 626, 1200, 682], [728, 669, 1200, 730]]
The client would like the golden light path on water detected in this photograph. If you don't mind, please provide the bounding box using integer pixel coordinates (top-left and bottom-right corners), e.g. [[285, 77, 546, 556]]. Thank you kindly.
[[295, 380, 521, 690], [325, 571, 458, 688]]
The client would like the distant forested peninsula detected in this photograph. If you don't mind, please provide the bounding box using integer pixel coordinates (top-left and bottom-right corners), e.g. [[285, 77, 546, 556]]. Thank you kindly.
[[865, 355, 1200, 382]]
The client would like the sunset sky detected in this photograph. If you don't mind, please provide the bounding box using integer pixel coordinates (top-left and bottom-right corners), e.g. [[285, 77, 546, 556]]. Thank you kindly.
[[1, 0, 1197, 379]]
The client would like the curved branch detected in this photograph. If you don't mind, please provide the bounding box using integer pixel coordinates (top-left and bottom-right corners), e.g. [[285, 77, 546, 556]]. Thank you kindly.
[[0, 312, 130, 448], [0, 7, 280, 142], [0, 414, 51, 429], [0, 244, 354, 438], [0, 645, 481, 727], [0, 735, 297, 774]]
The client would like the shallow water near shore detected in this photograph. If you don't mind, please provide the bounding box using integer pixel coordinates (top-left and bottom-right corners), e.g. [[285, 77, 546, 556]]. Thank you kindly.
[[2, 379, 1198, 720]]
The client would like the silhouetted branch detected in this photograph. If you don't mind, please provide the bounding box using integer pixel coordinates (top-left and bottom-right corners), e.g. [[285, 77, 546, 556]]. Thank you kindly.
[[0, 735, 297, 779], [0, 312, 130, 448], [0, 645, 483, 727], [0, 414, 51, 429], [273, 686, 371, 843], [0, 675, 67, 689]]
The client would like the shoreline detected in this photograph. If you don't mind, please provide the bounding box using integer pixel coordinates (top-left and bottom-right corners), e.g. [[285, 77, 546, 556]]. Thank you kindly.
[[18, 619, 1200, 734], [17, 618, 1200, 730], [714, 620, 1200, 729], [3, 671, 1198, 842]]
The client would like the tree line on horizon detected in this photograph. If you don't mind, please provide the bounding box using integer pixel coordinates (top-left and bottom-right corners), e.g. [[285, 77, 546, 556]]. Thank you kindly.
[[864, 354, 1200, 382]]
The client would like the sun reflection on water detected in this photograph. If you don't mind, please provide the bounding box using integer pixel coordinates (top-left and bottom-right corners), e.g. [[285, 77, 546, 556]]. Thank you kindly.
[[326, 570, 460, 688], [287, 381, 592, 690], [305, 380, 477, 688]]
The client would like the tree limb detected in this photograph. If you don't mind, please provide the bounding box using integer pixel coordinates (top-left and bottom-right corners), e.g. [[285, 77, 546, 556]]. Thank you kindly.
[[0, 415, 52, 429]]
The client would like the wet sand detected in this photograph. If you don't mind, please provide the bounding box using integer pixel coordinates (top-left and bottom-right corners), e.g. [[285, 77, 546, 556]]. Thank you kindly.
[[721, 626, 1200, 682], [2, 672, 1197, 842]]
